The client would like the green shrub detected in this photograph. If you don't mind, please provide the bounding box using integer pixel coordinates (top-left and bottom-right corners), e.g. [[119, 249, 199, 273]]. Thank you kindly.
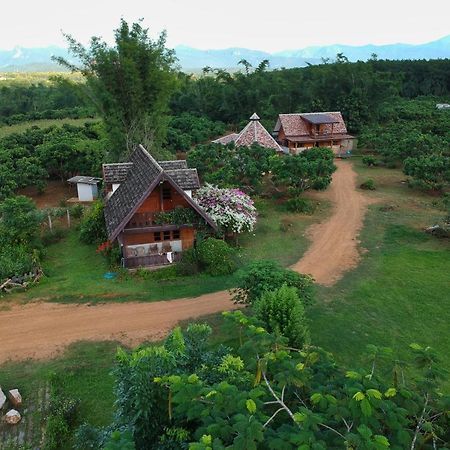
[[255, 284, 310, 348], [70, 204, 84, 219], [231, 260, 314, 305], [176, 248, 200, 276], [360, 178, 376, 190], [79, 201, 107, 244], [0, 244, 38, 280], [285, 197, 316, 214], [44, 373, 80, 450], [362, 155, 378, 166], [197, 238, 238, 276], [154, 207, 197, 226]]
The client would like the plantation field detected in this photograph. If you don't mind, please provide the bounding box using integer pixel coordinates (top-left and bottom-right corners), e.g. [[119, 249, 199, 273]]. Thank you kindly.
[[0, 117, 99, 138], [7, 198, 328, 304], [0, 71, 82, 85]]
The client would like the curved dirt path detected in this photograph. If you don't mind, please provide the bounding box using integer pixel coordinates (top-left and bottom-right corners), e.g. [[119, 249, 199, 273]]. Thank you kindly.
[[291, 159, 374, 285], [0, 160, 371, 363]]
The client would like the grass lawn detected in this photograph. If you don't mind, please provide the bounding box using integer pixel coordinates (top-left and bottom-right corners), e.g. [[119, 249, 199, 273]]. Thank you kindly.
[[0, 341, 117, 448], [309, 158, 450, 385], [3, 158, 449, 446], [0, 117, 99, 138], [6, 197, 327, 305]]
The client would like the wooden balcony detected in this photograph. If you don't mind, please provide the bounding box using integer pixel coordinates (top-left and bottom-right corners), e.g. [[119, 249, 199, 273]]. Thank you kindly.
[[126, 212, 156, 229]]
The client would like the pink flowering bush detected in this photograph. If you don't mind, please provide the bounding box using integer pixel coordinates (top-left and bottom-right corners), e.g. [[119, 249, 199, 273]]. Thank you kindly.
[[195, 184, 257, 234]]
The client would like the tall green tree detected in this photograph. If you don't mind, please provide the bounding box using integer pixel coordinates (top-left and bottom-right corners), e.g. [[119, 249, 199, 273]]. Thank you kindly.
[[55, 19, 178, 160]]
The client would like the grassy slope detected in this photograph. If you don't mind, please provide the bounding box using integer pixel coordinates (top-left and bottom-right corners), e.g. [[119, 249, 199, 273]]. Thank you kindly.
[[3, 159, 449, 443], [0, 118, 99, 138], [309, 158, 450, 381], [8, 198, 327, 304]]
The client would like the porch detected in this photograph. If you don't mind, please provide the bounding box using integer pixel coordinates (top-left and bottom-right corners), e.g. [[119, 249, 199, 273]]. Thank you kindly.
[[124, 251, 182, 269]]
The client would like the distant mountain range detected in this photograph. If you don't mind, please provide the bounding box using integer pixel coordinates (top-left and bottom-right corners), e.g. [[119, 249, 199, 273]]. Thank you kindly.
[[1, 35, 449, 72]]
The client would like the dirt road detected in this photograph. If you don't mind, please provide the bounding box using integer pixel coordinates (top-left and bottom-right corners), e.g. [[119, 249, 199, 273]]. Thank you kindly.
[[0, 160, 370, 363], [292, 159, 374, 285], [0, 292, 234, 362]]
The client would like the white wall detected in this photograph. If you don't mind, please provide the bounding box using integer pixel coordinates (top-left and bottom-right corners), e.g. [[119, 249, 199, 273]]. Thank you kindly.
[[77, 183, 95, 201]]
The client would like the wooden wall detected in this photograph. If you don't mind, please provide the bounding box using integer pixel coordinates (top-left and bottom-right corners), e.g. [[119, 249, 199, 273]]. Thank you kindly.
[[122, 227, 195, 249], [137, 181, 190, 214]]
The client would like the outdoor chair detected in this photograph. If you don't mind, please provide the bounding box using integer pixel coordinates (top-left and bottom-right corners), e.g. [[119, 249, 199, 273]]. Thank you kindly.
[[126, 247, 137, 258], [161, 242, 172, 253], [148, 244, 159, 255]]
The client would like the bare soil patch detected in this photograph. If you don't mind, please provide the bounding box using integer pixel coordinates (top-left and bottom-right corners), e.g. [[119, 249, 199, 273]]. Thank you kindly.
[[17, 180, 74, 209], [291, 160, 375, 285], [0, 292, 236, 363]]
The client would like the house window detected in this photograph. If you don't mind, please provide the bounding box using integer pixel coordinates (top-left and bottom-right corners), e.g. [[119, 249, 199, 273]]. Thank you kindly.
[[172, 230, 180, 239], [162, 187, 172, 200], [154, 232, 161, 241], [163, 231, 171, 240]]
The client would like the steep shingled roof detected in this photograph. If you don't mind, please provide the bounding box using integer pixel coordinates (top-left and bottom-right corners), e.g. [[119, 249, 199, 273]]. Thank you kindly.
[[102, 163, 134, 184], [103, 159, 197, 190], [165, 169, 200, 190], [212, 113, 283, 151], [159, 160, 188, 170], [212, 133, 239, 145], [274, 112, 349, 137], [104, 145, 215, 241]]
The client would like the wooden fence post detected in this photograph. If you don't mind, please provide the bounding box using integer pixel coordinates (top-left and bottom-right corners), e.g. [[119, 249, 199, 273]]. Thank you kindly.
[[67, 209, 71, 228], [48, 214, 53, 232]]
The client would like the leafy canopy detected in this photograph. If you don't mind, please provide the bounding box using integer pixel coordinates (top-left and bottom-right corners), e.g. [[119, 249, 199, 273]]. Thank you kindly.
[[55, 19, 178, 160]]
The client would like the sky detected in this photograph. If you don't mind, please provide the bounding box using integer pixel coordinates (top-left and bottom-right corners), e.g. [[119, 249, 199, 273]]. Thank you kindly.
[[1, 0, 449, 52]]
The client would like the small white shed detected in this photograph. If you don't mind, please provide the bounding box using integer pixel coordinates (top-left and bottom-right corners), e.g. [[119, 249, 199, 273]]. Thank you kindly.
[[67, 176, 101, 202]]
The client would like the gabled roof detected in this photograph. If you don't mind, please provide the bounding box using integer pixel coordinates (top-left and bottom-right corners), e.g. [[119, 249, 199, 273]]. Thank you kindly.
[[212, 113, 283, 152], [103, 163, 134, 184], [104, 145, 216, 241], [103, 159, 197, 190], [159, 160, 188, 170], [274, 112, 349, 137], [165, 169, 200, 190]]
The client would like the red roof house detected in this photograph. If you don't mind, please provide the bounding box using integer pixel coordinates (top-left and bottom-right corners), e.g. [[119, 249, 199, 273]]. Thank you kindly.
[[213, 113, 283, 152], [273, 112, 355, 155]]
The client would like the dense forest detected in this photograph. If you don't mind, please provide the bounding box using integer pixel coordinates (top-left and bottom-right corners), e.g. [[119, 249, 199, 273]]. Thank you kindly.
[[0, 57, 449, 197]]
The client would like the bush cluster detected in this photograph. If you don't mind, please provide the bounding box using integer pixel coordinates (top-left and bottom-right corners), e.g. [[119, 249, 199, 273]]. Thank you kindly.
[[360, 178, 376, 190], [285, 197, 316, 214], [177, 238, 238, 276], [231, 260, 314, 305], [79, 201, 107, 245], [255, 284, 310, 348]]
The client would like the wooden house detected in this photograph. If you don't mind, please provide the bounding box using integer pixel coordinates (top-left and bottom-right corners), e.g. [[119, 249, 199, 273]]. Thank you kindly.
[[103, 145, 217, 269], [213, 113, 284, 152], [273, 112, 355, 155]]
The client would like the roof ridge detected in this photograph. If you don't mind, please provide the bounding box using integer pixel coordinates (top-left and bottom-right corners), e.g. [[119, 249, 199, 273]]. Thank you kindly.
[[138, 144, 164, 173]]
